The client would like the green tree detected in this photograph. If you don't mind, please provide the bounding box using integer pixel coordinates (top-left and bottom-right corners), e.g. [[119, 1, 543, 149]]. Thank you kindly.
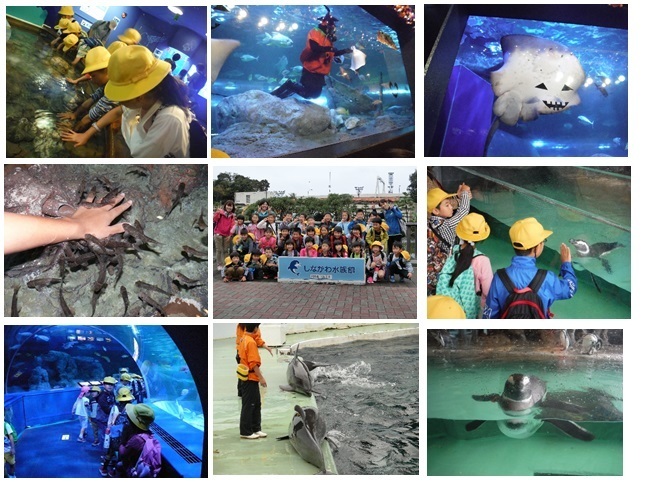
[[213, 172, 270, 205], [406, 170, 417, 203]]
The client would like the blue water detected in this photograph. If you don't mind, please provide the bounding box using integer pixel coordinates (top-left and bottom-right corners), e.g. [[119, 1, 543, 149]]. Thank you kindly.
[[455, 15, 628, 157]]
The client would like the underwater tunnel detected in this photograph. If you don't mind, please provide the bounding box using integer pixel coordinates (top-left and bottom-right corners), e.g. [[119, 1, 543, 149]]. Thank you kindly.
[[4, 325, 207, 478]]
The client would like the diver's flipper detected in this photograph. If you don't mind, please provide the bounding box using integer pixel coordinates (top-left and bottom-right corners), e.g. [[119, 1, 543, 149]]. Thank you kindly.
[[543, 419, 595, 441], [465, 420, 487, 432], [472, 393, 500, 402]]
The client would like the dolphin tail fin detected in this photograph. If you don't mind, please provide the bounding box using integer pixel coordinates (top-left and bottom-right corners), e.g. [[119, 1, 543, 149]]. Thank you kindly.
[[275, 435, 290, 441], [543, 419, 595, 441], [465, 420, 487, 432], [279, 384, 295, 392]]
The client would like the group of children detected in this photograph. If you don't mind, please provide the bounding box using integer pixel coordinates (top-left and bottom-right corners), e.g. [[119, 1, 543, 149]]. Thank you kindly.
[[70, 372, 159, 478], [219, 207, 413, 284], [427, 183, 577, 319]]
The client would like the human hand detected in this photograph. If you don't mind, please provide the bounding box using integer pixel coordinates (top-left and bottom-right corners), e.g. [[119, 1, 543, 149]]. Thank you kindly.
[[407, 272, 412, 279], [68, 193, 133, 240], [259, 376, 267, 388], [560, 243, 572, 263], [61, 129, 92, 147], [65, 77, 79, 84], [265, 346, 274, 356]]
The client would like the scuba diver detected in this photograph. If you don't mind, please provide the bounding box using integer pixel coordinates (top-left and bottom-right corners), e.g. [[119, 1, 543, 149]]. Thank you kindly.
[[271, 7, 353, 99]]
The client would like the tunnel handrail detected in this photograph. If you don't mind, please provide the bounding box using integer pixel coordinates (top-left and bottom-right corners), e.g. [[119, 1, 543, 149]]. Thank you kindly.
[[457, 167, 630, 233]]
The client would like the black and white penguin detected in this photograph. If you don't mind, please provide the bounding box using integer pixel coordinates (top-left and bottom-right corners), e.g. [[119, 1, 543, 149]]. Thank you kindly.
[[569, 238, 624, 274]]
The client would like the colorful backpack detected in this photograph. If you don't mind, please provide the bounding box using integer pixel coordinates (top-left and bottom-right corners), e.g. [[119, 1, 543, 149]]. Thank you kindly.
[[129, 433, 162, 478], [437, 245, 483, 319], [427, 226, 451, 295]]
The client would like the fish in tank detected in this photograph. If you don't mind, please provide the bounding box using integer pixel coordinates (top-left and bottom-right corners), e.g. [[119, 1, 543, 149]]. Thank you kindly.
[[427, 7, 628, 157], [4, 325, 207, 477], [211, 5, 415, 158]]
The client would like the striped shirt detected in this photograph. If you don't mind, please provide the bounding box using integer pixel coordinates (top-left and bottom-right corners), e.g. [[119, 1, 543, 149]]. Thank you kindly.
[[89, 86, 119, 122], [428, 191, 471, 255]]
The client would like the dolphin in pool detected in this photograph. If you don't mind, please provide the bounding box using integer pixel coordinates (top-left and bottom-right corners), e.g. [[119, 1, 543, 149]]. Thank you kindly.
[[280, 344, 316, 396], [277, 405, 332, 474], [467, 374, 621, 441]]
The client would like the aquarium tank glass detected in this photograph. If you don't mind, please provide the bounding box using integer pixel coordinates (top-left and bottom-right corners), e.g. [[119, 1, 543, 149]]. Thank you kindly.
[[440, 15, 628, 157], [5, 325, 204, 432], [212, 5, 414, 157]]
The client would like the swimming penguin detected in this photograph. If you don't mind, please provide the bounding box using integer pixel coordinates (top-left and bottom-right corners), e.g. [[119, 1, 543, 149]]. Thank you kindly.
[[468, 373, 597, 441], [569, 238, 624, 274], [580, 332, 602, 355]]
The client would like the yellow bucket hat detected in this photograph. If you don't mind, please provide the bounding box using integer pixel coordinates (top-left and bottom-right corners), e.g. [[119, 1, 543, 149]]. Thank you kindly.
[[118, 28, 142, 45], [107, 40, 127, 55], [54, 18, 70, 30], [509, 217, 553, 250], [58, 6, 74, 16], [211, 148, 230, 158], [456, 213, 490, 242], [82, 46, 111, 74], [105, 45, 171, 102], [62, 34, 79, 52], [370, 241, 384, 250], [427, 295, 466, 319], [63, 21, 81, 34], [428, 188, 454, 214]]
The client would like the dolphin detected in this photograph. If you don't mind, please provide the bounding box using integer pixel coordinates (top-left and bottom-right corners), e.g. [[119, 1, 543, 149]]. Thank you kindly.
[[466, 374, 623, 441], [276, 405, 332, 474], [280, 344, 315, 396], [211, 39, 241, 83]]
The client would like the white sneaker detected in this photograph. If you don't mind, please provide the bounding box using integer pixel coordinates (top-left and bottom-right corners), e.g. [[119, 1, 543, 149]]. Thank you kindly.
[[240, 433, 260, 439], [255, 431, 267, 438]]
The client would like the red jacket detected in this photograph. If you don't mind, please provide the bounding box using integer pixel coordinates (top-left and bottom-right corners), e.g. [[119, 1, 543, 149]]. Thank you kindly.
[[213, 209, 235, 237]]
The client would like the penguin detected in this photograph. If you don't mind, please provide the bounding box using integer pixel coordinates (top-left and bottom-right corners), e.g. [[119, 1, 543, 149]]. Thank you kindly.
[[569, 238, 624, 274], [580, 332, 602, 355]]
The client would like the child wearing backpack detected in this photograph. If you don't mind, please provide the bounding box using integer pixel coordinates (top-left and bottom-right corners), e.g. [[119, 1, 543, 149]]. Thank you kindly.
[[71, 385, 90, 442], [100, 387, 134, 477], [484, 217, 577, 319], [116, 404, 161, 478], [436, 213, 493, 318], [4, 416, 16, 478]]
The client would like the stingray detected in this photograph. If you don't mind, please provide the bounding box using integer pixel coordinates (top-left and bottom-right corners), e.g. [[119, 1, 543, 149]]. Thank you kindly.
[[490, 35, 586, 126], [349, 46, 366, 72], [466, 374, 622, 441], [211, 39, 240, 83]]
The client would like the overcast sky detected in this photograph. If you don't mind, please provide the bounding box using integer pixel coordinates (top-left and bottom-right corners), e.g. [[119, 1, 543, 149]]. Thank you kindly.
[[214, 166, 416, 197]]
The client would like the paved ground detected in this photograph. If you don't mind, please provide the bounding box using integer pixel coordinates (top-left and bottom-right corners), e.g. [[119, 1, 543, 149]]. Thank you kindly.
[[213, 267, 417, 319]]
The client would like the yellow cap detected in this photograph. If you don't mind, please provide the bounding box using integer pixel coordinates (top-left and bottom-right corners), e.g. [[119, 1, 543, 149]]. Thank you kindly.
[[54, 18, 71, 30], [63, 21, 81, 34], [105, 46, 171, 102], [118, 28, 142, 45], [107, 40, 127, 55], [58, 6, 74, 16], [428, 188, 453, 214], [370, 241, 384, 250], [427, 295, 466, 319], [211, 148, 230, 158], [82, 47, 111, 74], [62, 34, 79, 52], [509, 217, 553, 250], [456, 213, 490, 242]]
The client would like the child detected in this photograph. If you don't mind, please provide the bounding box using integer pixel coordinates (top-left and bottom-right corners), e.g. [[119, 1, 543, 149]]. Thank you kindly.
[[366, 241, 386, 283], [331, 226, 348, 248], [484, 217, 577, 319], [246, 249, 264, 281], [213, 200, 235, 270], [305, 226, 320, 246], [428, 184, 472, 295], [320, 213, 335, 231], [248, 213, 262, 240], [258, 226, 277, 253], [349, 225, 365, 252], [319, 225, 331, 246], [290, 228, 304, 252], [230, 215, 246, 237], [100, 387, 134, 477], [88, 386, 101, 446], [71, 385, 90, 442], [262, 247, 279, 279], [281, 240, 300, 257], [278, 212, 296, 232], [318, 240, 332, 257], [348, 209, 366, 235], [365, 217, 389, 248], [332, 240, 348, 258], [234, 228, 256, 257], [336, 210, 352, 235], [238, 323, 268, 439], [437, 213, 493, 318], [224, 252, 246, 282], [306, 216, 320, 235], [349, 241, 364, 259], [276, 226, 291, 252], [386, 241, 413, 283], [300, 237, 318, 257], [257, 213, 277, 236], [4, 412, 16, 478]]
